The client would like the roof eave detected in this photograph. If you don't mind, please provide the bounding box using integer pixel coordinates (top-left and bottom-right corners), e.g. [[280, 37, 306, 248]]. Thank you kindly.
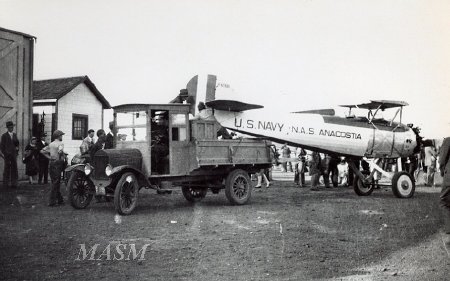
[[82, 76, 111, 109], [0, 27, 36, 39]]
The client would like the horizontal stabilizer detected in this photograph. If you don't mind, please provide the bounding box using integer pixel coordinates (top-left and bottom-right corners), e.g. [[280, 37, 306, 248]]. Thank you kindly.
[[206, 99, 264, 112], [292, 109, 335, 116]]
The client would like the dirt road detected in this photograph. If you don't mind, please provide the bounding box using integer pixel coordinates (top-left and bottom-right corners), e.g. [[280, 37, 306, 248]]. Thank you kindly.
[[1, 170, 449, 280]]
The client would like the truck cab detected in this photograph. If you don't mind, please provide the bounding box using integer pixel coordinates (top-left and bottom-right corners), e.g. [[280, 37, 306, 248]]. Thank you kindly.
[[113, 103, 192, 177]]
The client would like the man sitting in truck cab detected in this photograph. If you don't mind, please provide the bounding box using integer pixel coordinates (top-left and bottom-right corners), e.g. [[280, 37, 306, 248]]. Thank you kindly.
[[151, 111, 170, 174]]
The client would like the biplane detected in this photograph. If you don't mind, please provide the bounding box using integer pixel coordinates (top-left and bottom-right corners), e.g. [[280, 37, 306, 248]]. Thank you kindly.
[[178, 75, 423, 198]]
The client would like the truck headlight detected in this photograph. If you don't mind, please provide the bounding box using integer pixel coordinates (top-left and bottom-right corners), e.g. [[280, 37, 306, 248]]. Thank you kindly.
[[84, 164, 93, 176], [105, 164, 113, 176]]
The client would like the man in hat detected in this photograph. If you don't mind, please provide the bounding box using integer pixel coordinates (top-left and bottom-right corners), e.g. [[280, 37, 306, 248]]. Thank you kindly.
[[0, 121, 19, 188], [40, 130, 66, 206]]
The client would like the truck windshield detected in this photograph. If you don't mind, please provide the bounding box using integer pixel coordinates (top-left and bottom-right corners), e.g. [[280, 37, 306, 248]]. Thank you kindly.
[[116, 111, 147, 142]]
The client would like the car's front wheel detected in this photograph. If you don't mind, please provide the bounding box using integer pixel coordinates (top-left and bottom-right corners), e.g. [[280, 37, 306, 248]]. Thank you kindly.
[[68, 170, 94, 209]]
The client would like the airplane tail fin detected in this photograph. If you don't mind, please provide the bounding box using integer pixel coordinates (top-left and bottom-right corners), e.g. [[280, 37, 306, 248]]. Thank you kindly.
[[171, 74, 263, 114]]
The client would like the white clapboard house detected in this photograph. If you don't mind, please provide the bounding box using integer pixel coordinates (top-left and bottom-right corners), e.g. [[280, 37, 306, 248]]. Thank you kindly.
[[33, 76, 111, 161]]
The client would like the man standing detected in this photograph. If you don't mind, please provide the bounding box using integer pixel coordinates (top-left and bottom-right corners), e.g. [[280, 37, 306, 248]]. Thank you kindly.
[[104, 122, 114, 149], [281, 143, 292, 172], [438, 137, 450, 238], [0, 121, 19, 188], [424, 142, 438, 186], [90, 129, 106, 159], [40, 130, 66, 206], [322, 154, 340, 188], [36, 133, 49, 184], [80, 129, 95, 155], [294, 148, 306, 187], [309, 151, 322, 191], [321, 154, 331, 188]]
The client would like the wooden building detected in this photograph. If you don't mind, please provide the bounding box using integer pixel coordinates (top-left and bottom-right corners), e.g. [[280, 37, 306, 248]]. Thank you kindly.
[[0, 27, 35, 182], [33, 76, 111, 162]]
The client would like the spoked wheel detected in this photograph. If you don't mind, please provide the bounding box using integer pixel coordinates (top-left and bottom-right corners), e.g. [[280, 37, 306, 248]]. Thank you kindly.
[[225, 169, 252, 205], [114, 172, 139, 215], [182, 186, 207, 203], [68, 170, 94, 209], [392, 172, 415, 198], [353, 177, 374, 196]]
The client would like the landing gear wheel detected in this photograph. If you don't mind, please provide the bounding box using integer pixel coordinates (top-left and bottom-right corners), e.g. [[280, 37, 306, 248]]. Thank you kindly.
[[353, 177, 374, 196], [225, 169, 252, 205], [182, 186, 207, 202], [392, 172, 415, 198], [68, 170, 94, 209], [114, 172, 139, 215]]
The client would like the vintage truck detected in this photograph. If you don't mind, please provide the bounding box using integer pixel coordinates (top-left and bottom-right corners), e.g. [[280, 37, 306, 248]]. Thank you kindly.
[[65, 103, 275, 215]]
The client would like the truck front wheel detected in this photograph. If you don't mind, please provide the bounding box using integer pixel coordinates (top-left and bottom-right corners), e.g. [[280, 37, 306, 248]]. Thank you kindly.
[[114, 172, 139, 215], [225, 169, 252, 205]]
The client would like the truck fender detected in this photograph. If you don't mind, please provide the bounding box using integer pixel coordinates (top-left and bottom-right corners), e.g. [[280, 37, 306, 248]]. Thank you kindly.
[[110, 165, 150, 188], [65, 164, 85, 173]]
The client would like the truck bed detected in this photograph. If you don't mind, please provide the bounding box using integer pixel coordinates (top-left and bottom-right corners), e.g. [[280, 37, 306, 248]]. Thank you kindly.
[[195, 139, 273, 166]]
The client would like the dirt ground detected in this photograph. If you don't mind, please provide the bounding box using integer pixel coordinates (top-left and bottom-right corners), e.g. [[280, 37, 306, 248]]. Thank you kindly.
[[1, 169, 449, 281]]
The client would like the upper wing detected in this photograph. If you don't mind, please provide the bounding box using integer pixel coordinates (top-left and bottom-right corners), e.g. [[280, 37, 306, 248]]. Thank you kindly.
[[340, 100, 408, 110]]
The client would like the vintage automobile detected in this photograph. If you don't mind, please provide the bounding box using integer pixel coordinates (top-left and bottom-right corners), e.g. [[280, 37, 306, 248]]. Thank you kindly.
[[65, 103, 274, 215]]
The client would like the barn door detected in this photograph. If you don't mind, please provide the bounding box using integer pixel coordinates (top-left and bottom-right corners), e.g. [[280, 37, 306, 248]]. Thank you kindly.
[[0, 35, 22, 128], [0, 29, 34, 181]]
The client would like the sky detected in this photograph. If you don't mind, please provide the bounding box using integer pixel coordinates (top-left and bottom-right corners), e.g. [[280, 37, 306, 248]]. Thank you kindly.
[[1, 0, 449, 138]]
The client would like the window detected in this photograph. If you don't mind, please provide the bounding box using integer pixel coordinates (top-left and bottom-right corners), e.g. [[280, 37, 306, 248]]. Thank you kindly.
[[171, 114, 187, 141], [116, 111, 148, 142], [72, 114, 88, 140], [32, 114, 40, 137]]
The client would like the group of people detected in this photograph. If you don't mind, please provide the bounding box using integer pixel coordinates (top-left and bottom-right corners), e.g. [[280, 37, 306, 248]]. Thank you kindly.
[[0, 120, 115, 207], [0, 122, 51, 188], [0, 121, 67, 206], [23, 134, 50, 184], [408, 140, 441, 187], [72, 124, 114, 164], [276, 144, 346, 191], [275, 141, 447, 191]]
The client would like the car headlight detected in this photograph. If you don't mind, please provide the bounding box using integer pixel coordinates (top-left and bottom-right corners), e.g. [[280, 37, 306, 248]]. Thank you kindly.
[[105, 164, 113, 176], [84, 164, 93, 176]]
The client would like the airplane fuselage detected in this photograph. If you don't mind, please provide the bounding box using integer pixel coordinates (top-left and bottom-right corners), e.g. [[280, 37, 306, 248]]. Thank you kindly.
[[215, 109, 417, 158]]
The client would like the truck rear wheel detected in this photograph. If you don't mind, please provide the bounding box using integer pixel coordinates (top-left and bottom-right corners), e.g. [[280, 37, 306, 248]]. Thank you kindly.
[[68, 170, 94, 209], [114, 172, 139, 215], [182, 186, 207, 202], [225, 169, 252, 205]]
